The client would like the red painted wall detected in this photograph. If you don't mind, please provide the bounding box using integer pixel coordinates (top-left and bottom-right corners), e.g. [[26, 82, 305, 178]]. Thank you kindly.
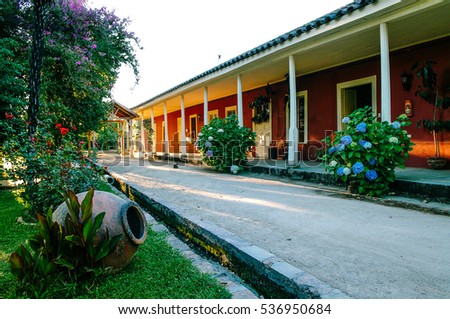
[[156, 37, 450, 167]]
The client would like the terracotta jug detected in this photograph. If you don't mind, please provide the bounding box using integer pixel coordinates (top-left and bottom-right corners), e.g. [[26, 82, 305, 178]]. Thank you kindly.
[[53, 190, 148, 272]]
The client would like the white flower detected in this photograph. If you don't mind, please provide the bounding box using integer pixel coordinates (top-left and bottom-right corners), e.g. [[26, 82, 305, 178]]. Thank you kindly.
[[208, 127, 213, 130], [343, 167, 351, 175], [208, 136, 214, 141], [329, 160, 338, 167], [198, 133, 203, 137], [217, 129, 224, 133], [389, 136, 399, 144], [230, 165, 239, 174]]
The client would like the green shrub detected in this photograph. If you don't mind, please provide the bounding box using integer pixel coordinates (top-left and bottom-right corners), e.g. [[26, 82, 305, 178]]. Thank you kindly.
[[196, 114, 255, 174], [3, 116, 102, 215], [322, 106, 414, 197], [9, 189, 121, 298]]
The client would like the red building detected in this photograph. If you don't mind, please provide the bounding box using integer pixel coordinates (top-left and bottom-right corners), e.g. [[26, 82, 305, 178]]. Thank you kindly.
[[132, 0, 450, 168]]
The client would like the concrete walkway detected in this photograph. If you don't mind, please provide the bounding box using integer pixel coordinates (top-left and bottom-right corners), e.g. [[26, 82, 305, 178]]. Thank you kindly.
[[98, 153, 450, 299]]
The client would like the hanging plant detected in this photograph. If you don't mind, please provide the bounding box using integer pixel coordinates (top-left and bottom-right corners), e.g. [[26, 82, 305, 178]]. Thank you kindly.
[[249, 84, 273, 124]]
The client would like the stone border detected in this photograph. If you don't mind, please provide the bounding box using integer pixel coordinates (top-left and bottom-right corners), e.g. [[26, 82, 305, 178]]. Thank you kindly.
[[110, 173, 348, 299]]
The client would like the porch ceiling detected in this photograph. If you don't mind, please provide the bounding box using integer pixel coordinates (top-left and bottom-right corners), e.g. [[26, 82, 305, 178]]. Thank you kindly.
[[136, 0, 450, 118]]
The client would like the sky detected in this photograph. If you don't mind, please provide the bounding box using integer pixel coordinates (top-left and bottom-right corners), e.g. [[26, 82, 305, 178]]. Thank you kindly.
[[88, 0, 350, 107]]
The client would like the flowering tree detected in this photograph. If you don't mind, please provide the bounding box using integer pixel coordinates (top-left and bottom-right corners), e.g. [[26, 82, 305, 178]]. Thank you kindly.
[[196, 115, 255, 174], [1, 0, 140, 214], [322, 106, 414, 197]]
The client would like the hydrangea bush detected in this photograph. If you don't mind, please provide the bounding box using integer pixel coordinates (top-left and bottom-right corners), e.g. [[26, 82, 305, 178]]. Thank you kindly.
[[322, 106, 414, 197], [196, 114, 255, 174]]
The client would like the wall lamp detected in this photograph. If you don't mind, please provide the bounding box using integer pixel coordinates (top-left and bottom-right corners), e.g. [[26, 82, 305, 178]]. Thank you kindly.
[[401, 71, 412, 92]]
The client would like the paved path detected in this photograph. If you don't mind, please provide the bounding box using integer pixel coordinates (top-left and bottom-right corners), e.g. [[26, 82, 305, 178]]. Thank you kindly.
[[99, 153, 450, 299]]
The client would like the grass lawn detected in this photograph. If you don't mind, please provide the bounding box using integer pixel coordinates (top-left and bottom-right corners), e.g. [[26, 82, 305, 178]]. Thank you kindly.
[[0, 187, 231, 299]]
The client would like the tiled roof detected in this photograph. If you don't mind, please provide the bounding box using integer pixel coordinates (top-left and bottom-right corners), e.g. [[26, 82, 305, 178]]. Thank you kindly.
[[135, 0, 377, 108]]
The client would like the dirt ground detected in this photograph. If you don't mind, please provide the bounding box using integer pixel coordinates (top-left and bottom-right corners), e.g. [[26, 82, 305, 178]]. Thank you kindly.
[[99, 153, 450, 298]]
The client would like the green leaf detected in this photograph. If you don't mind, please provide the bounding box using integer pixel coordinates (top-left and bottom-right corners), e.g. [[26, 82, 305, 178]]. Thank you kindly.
[[65, 235, 84, 247], [55, 258, 75, 270], [94, 234, 122, 262], [83, 218, 93, 242], [9, 252, 24, 279], [81, 188, 94, 223]]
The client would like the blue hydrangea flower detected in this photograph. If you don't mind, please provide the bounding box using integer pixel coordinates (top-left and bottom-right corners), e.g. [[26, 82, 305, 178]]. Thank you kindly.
[[365, 169, 378, 181], [204, 141, 212, 148], [337, 143, 346, 151], [356, 122, 367, 133], [337, 167, 345, 176], [363, 141, 372, 149], [343, 167, 351, 175], [369, 158, 377, 166], [342, 117, 350, 124], [340, 135, 353, 145], [391, 121, 401, 129], [352, 161, 364, 174], [328, 147, 336, 154], [206, 150, 213, 157]]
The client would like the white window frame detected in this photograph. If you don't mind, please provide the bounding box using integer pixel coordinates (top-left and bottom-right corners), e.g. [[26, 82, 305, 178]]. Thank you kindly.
[[297, 91, 308, 144]]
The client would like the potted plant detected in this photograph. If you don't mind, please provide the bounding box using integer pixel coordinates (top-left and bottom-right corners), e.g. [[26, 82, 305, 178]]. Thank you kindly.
[[413, 61, 450, 169], [249, 84, 273, 124]]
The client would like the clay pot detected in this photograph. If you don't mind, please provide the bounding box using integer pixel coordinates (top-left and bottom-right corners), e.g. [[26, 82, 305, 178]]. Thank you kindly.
[[53, 190, 148, 272]]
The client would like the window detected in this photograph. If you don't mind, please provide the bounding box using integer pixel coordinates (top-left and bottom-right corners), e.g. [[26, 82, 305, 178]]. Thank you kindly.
[[225, 105, 237, 117], [189, 114, 197, 141], [297, 91, 308, 144], [208, 110, 219, 123], [285, 91, 308, 144]]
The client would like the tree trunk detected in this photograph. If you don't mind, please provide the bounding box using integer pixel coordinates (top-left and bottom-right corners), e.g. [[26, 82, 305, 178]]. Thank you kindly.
[[28, 1, 48, 138]]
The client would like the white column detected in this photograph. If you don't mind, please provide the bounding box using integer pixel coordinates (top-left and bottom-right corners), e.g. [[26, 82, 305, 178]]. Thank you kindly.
[[163, 102, 169, 155], [128, 119, 134, 158], [288, 55, 299, 166], [380, 23, 391, 122], [180, 95, 187, 157], [237, 74, 244, 126], [203, 87, 209, 125], [150, 108, 155, 155], [140, 115, 145, 157]]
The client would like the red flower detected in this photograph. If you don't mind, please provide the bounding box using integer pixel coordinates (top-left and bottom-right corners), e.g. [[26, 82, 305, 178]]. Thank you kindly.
[[59, 127, 69, 135], [47, 140, 52, 147], [71, 125, 77, 131], [5, 112, 13, 119], [26, 121, 31, 125], [55, 123, 62, 128]]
